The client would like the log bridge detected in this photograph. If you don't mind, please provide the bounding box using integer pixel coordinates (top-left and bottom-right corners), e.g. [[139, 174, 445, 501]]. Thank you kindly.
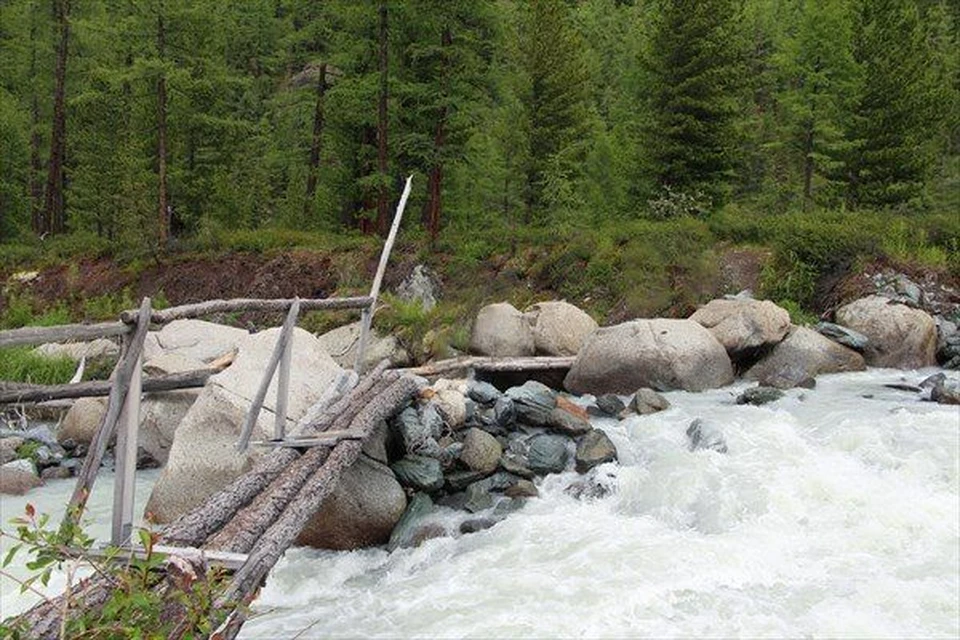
[[0, 175, 576, 638]]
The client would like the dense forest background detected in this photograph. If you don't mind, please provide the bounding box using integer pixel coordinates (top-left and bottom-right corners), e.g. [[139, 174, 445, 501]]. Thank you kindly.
[[1, 0, 957, 250]]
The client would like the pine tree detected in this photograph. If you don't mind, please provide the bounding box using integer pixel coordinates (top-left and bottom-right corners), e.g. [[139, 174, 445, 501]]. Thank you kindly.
[[646, 0, 744, 209]]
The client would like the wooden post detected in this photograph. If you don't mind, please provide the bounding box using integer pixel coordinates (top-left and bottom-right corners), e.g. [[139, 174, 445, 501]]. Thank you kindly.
[[236, 298, 300, 451], [111, 346, 141, 546], [274, 298, 299, 441], [355, 175, 412, 374]]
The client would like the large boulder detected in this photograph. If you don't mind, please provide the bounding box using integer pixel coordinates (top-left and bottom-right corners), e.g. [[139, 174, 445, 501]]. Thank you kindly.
[[145, 327, 344, 523], [142, 319, 247, 364], [34, 338, 120, 361], [523, 301, 598, 357], [689, 298, 790, 361], [316, 321, 410, 371], [469, 303, 535, 357], [835, 295, 937, 368], [744, 326, 865, 389], [58, 396, 108, 446], [295, 456, 407, 550], [0, 459, 42, 495], [564, 319, 734, 395]]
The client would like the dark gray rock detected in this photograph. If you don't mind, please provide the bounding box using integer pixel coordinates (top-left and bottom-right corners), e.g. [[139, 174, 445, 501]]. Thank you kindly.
[[464, 481, 495, 512], [460, 517, 497, 534], [575, 429, 618, 472], [595, 394, 626, 416], [467, 380, 502, 406], [527, 434, 570, 474], [445, 469, 487, 491], [391, 455, 445, 492], [460, 428, 503, 474], [919, 372, 946, 390], [393, 406, 431, 453], [545, 407, 592, 436], [565, 467, 616, 500], [500, 453, 535, 479], [736, 386, 785, 406], [504, 479, 539, 498], [413, 436, 443, 459], [506, 381, 557, 426], [387, 492, 436, 551], [421, 403, 445, 440], [930, 376, 960, 405], [631, 388, 670, 415], [493, 396, 516, 428], [686, 418, 728, 454], [815, 322, 869, 352]]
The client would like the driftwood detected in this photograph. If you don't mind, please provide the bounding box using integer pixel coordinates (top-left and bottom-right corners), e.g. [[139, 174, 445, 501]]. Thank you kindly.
[[405, 355, 576, 378], [120, 296, 372, 325], [65, 298, 152, 523], [0, 321, 129, 348], [0, 368, 219, 404]]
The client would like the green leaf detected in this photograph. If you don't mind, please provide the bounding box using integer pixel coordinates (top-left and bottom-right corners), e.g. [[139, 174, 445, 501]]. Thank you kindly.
[[2, 544, 21, 568]]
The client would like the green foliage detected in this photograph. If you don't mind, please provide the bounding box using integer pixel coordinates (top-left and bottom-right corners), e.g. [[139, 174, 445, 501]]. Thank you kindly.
[[81, 288, 137, 322], [0, 347, 76, 384], [0, 504, 232, 639]]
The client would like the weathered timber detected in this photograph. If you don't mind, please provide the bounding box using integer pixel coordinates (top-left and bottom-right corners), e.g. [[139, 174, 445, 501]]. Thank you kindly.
[[296, 360, 392, 435], [0, 367, 218, 404], [65, 298, 152, 525], [235, 299, 301, 452], [120, 296, 372, 325], [0, 320, 129, 348], [212, 374, 425, 639], [405, 355, 576, 377], [250, 431, 363, 448], [112, 348, 141, 545], [274, 298, 298, 440]]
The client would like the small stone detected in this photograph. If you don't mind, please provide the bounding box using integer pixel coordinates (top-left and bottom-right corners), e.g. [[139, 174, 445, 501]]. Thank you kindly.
[[815, 322, 869, 352], [0, 460, 42, 495], [436, 492, 468, 511], [41, 466, 74, 480], [526, 434, 570, 474], [460, 428, 502, 474], [735, 386, 785, 406], [460, 518, 497, 534], [575, 429, 618, 473], [595, 394, 626, 416], [464, 481, 495, 513], [631, 388, 671, 415], [504, 479, 539, 498], [555, 396, 589, 421], [391, 455, 445, 492], [544, 407, 592, 436], [467, 380, 502, 406], [440, 442, 464, 468], [686, 418, 728, 454], [387, 493, 436, 551]]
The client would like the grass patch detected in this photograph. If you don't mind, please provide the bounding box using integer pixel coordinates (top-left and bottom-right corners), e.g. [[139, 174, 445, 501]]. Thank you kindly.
[[0, 347, 76, 384]]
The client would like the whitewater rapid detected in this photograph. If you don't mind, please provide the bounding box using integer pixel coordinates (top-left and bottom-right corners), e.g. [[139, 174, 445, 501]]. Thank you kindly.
[[2, 369, 958, 638]]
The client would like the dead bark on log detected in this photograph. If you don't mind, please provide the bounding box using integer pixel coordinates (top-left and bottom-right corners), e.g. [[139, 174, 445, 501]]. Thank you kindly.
[[405, 355, 575, 378], [120, 296, 372, 325], [0, 321, 129, 348], [0, 368, 218, 404]]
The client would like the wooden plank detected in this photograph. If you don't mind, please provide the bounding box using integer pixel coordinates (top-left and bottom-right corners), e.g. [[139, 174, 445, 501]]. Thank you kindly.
[[405, 355, 576, 377], [86, 542, 248, 572], [120, 296, 372, 325], [250, 429, 364, 448], [355, 175, 413, 374], [0, 367, 219, 404], [64, 298, 152, 528], [235, 299, 301, 452], [111, 348, 141, 546], [0, 321, 129, 348], [274, 298, 300, 441]]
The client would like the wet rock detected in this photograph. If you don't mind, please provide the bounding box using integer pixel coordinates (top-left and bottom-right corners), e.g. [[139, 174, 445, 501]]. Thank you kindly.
[[815, 322, 869, 352], [460, 428, 502, 474], [745, 326, 865, 389], [445, 469, 487, 491], [565, 467, 616, 500], [460, 517, 498, 534], [545, 407, 592, 436], [928, 376, 960, 405], [686, 418, 728, 454], [469, 302, 535, 357], [436, 492, 468, 511], [575, 429, 618, 472], [736, 386, 785, 406], [835, 296, 937, 369], [467, 380, 502, 406], [527, 434, 570, 474], [387, 492, 436, 551], [499, 453, 535, 479], [594, 394, 626, 417], [504, 479, 539, 498], [522, 300, 598, 357], [506, 381, 557, 426], [464, 481, 495, 513], [631, 388, 670, 415], [492, 396, 516, 428], [391, 455, 445, 492]]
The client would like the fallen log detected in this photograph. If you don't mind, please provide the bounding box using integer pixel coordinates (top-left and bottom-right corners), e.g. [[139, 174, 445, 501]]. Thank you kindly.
[[405, 355, 576, 378], [121, 296, 373, 325], [0, 321, 129, 348], [0, 368, 219, 404]]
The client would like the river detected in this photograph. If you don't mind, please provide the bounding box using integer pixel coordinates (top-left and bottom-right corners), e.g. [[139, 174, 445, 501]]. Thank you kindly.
[[2, 369, 958, 638]]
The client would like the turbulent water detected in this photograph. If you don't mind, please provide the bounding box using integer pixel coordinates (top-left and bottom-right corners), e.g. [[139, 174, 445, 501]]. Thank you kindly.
[[2, 369, 958, 638]]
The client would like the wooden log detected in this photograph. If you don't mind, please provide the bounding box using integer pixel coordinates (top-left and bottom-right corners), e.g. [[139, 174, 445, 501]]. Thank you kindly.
[[273, 298, 299, 440], [234, 300, 301, 452], [0, 367, 219, 404], [120, 296, 372, 325], [355, 175, 412, 374], [0, 321, 129, 348], [405, 355, 576, 377], [64, 298, 152, 526], [212, 375, 424, 638], [111, 349, 141, 546]]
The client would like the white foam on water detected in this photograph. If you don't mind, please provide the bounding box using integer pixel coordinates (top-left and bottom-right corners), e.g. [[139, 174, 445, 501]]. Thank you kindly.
[[2, 371, 957, 638]]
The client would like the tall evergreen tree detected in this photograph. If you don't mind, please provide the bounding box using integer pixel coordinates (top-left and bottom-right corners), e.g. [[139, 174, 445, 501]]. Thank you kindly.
[[646, 0, 744, 208]]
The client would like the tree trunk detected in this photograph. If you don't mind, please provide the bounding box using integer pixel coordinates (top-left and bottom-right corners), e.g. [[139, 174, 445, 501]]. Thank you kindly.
[[156, 0, 170, 246], [42, 0, 70, 236], [424, 27, 451, 242], [29, 0, 44, 235], [303, 63, 327, 218], [376, 0, 389, 235]]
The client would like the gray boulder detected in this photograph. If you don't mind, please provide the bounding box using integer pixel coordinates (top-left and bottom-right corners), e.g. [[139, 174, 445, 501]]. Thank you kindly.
[[815, 322, 869, 352], [505, 381, 557, 425], [523, 301, 598, 357], [296, 456, 407, 550], [387, 492, 437, 551], [575, 429, 618, 472], [469, 303, 535, 357], [835, 296, 937, 369], [686, 419, 727, 454], [564, 319, 734, 395], [142, 319, 247, 364], [460, 428, 502, 475], [594, 394, 626, 416], [745, 326, 865, 389], [736, 386, 785, 406], [316, 321, 410, 370], [527, 434, 570, 474], [631, 388, 670, 415], [391, 455, 444, 492], [689, 298, 791, 360]]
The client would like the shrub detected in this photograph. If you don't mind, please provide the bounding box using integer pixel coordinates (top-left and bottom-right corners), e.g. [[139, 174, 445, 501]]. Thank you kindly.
[[0, 347, 77, 384]]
